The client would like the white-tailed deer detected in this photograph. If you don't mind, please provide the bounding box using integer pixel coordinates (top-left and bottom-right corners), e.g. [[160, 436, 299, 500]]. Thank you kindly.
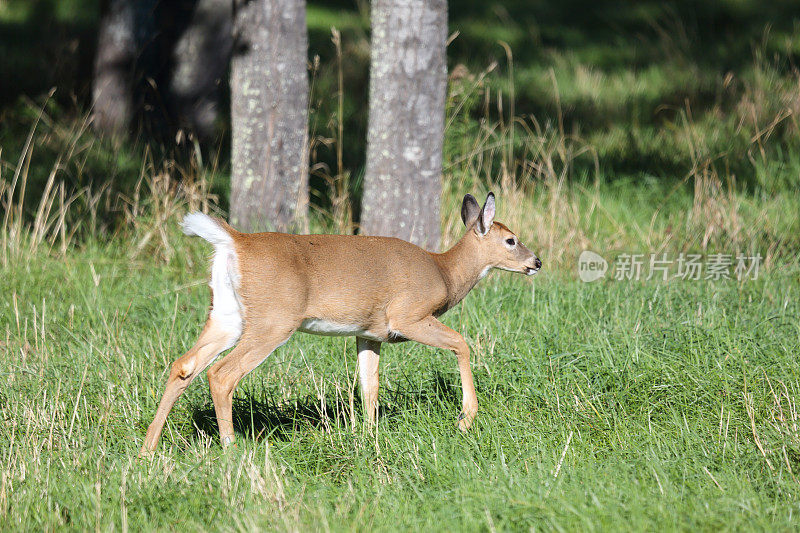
[[140, 193, 540, 454]]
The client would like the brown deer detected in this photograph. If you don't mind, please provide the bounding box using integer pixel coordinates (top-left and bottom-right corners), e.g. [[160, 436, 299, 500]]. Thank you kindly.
[[140, 193, 540, 455]]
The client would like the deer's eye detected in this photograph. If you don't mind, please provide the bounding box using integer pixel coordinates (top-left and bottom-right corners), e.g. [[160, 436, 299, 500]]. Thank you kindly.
[[505, 238, 516, 246]]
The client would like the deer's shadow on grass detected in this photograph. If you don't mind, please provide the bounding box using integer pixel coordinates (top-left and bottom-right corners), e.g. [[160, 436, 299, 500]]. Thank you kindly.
[[190, 371, 463, 442]]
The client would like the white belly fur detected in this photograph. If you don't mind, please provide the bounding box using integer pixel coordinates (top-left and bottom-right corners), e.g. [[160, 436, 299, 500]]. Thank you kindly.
[[299, 318, 384, 342]]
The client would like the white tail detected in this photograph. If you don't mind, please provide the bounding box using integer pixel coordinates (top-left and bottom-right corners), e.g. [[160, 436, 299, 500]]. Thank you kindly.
[[181, 212, 233, 247], [183, 213, 242, 349], [140, 193, 541, 455]]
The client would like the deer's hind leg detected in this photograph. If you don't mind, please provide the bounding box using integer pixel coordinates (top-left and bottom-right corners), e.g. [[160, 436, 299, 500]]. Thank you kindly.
[[140, 318, 239, 456], [207, 323, 296, 447]]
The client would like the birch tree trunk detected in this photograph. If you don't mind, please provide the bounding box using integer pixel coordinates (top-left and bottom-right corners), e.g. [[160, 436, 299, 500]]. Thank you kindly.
[[92, 0, 157, 137], [92, 0, 136, 136], [360, 0, 447, 251], [167, 0, 232, 141], [230, 0, 309, 232]]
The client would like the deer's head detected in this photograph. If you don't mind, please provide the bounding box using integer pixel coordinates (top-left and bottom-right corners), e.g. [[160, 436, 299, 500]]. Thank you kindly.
[[461, 193, 541, 276]]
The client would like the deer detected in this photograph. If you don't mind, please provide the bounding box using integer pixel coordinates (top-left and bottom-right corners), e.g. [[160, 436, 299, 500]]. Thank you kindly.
[[139, 192, 541, 455]]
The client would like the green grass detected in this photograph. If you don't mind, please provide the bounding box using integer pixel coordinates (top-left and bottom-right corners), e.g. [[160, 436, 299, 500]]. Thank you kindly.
[[2, 234, 799, 530], [2, 0, 800, 529]]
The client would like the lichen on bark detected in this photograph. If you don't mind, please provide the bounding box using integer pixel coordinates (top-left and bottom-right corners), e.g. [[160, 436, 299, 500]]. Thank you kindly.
[[230, 0, 309, 233], [361, 0, 447, 251]]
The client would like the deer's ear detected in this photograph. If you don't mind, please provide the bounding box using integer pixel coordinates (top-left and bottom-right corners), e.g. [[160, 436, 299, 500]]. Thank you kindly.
[[477, 192, 495, 235], [461, 194, 480, 227]]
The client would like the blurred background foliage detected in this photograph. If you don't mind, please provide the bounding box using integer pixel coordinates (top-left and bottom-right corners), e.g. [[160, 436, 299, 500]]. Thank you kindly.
[[1, 0, 799, 256]]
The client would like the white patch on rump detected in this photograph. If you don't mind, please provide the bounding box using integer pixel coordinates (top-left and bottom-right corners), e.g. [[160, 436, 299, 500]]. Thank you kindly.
[[299, 318, 384, 342], [182, 213, 243, 349], [209, 247, 242, 349]]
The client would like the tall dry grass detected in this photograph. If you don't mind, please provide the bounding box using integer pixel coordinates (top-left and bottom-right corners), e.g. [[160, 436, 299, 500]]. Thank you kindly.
[[307, 27, 354, 235], [442, 69, 601, 266], [2, 45, 798, 272], [0, 98, 221, 267], [440, 47, 798, 270]]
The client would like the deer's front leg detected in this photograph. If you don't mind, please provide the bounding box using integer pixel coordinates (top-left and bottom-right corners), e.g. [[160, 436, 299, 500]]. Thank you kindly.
[[357, 337, 381, 425], [392, 316, 477, 431]]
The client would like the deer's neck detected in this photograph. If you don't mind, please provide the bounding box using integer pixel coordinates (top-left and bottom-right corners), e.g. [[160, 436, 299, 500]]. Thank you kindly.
[[433, 232, 491, 313]]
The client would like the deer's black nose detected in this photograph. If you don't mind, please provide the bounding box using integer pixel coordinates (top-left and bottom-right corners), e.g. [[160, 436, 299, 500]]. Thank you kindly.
[[534, 257, 542, 269]]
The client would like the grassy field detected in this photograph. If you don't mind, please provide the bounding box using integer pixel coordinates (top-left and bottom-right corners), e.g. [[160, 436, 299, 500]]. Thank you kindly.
[[1, 237, 799, 530], [2, 0, 800, 530]]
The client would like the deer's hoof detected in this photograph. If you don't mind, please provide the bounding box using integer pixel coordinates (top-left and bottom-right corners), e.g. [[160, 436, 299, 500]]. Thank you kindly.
[[137, 448, 154, 460], [457, 412, 474, 432]]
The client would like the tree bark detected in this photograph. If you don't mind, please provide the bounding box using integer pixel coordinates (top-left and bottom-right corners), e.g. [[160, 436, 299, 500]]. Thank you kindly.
[[360, 0, 447, 251], [230, 0, 309, 233], [92, 0, 157, 137], [92, 0, 137, 136], [167, 0, 232, 141]]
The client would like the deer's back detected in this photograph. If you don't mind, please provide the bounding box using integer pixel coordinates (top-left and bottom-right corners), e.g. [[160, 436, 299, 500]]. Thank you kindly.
[[232, 232, 448, 329]]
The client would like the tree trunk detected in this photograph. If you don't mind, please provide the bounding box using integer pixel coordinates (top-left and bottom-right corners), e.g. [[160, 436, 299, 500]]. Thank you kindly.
[[230, 0, 309, 233], [360, 0, 447, 251], [167, 0, 232, 141], [92, 0, 137, 136], [92, 0, 157, 137]]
